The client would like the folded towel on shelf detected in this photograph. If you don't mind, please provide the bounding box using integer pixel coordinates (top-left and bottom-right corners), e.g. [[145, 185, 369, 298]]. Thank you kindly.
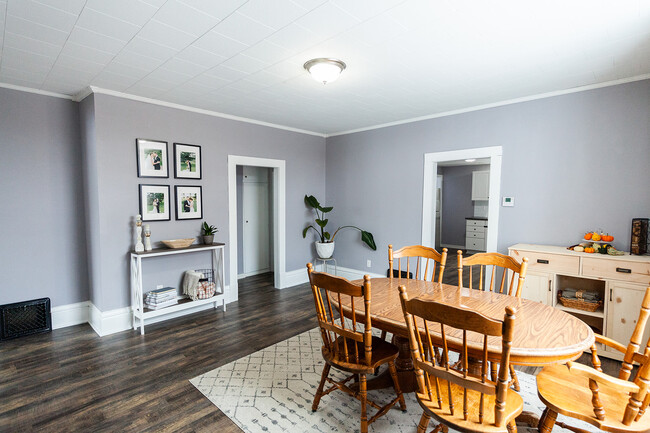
[[182, 270, 204, 300], [561, 288, 601, 302]]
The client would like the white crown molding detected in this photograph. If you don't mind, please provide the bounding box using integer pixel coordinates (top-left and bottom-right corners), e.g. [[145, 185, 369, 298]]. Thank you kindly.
[[84, 86, 326, 138], [327, 73, 650, 137], [0, 82, 74, 100], [73, 86, 94, 102]]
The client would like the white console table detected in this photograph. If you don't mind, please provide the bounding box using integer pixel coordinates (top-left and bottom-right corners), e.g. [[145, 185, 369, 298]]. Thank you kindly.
[[130, 243, 226, 335]]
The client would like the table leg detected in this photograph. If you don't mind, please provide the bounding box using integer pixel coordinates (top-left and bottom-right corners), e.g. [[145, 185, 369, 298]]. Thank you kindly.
[[361, 335, 419, 393]]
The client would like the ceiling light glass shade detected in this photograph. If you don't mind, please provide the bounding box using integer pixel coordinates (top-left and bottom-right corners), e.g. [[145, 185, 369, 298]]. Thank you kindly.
[[304, 58, 346, 84], [465, 159, 476, 162]]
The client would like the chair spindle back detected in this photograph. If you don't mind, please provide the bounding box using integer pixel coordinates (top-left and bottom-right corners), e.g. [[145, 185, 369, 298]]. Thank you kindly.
[[389, 244, 448, 283], [399, 285, 516, 427], [457, 251, 528, 297], [307, 263, 372, 367]]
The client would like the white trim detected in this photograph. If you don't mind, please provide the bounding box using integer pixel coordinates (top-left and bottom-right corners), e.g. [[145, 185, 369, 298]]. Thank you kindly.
[[336, 266, 384, 281], [228, 156, 287, 300], [73, 86, 93, 102], [0, 82, 73, 100], [327, 74, 650, 137], [51, 301, 89, 329], [88, 304, 131, 337], [283, 268, 309, 288], [237, 268, 271, 279], [85, 86, 325, 137], [422, 146, 502, 253]]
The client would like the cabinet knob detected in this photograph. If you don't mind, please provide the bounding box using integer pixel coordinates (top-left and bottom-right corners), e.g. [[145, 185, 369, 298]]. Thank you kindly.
[[537, 259, 549, 264]]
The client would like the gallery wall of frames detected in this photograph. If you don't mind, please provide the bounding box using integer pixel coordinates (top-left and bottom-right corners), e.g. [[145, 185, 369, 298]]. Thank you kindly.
[[135, 138, 204, 222]]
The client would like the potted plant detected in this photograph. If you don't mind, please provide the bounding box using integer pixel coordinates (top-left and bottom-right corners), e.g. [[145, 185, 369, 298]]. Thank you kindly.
[[201, 222, 218, 245], [302, 195, 376, 258]]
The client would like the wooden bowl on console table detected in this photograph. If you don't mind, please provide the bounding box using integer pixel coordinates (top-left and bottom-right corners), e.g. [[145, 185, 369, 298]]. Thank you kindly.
[[161, 238, 195, 249]]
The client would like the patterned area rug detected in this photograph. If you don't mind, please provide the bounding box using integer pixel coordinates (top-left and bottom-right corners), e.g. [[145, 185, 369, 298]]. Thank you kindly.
[[191, 329, 598, 433]]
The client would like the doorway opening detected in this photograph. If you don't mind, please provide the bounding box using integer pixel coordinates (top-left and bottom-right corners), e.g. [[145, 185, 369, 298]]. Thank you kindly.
[[237, 166, 273, 279], [228, 156, 286, 303], [421, 146, 502, 254], [435, 159, 491, 253]]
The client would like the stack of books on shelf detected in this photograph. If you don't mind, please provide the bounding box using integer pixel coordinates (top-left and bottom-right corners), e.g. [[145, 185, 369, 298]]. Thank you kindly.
[[144, 287, 178, 310]]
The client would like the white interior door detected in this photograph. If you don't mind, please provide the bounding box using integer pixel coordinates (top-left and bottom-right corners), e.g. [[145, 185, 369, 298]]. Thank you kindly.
[[242, 167, 270, 275]]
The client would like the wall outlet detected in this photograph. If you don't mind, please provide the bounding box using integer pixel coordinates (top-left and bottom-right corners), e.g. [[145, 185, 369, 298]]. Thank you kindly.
[[367, 260, 372, 268]]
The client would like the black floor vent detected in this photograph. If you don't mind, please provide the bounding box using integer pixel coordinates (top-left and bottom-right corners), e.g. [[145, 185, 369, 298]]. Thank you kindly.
[[0, 298, 51, 341]]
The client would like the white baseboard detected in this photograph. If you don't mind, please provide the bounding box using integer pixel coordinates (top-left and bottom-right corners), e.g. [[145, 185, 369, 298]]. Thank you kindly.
[[51, 301, 89, 329], [336, 266, 384, 281], [237, 268, 271, 279], [89, 303, 131, 337], [57, 285, 234, 337], [281, 268, 309, 288]]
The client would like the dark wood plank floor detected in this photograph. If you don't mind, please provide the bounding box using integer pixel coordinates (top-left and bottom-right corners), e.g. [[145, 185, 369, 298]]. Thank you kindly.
[[0, 272, 623, 432], [0, 273, 316, 433]]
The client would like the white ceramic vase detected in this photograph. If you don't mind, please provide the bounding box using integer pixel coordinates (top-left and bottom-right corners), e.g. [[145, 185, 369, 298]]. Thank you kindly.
[[315, 241, 335, 259]]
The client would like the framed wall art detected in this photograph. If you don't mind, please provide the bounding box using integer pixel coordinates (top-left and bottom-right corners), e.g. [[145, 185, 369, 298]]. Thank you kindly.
[[136, 138, 169, 178], [139, 184, 171, 221], [175, 185, 203, 220], [174, 143, 202, 179]]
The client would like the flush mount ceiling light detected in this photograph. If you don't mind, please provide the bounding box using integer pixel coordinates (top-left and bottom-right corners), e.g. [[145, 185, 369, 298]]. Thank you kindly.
[[465, 159, 476, 162], [303, 58, 346, 84]]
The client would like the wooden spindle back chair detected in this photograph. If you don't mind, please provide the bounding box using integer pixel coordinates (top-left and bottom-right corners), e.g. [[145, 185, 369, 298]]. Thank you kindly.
[[457, 251, 529, 297], [399, 285, 523, 433], [389, 244, 448, 283], [457, 251, 528, 390], [307, 263, 406, 433], [537, 286, 650, 433]]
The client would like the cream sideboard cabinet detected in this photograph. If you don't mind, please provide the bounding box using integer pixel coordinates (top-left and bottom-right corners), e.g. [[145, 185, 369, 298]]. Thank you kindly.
[[508, 243, 650, 360]]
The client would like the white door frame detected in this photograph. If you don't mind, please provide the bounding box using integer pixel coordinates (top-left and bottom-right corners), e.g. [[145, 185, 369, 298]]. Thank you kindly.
[[228, 155, 286, 301], [421, 146, 502, 252]]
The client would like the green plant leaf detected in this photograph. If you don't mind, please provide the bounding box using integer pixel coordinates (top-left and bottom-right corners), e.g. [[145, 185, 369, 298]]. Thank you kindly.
[[320, 206, 333, 213], [324, 232, 331, 240], [315, 218, 328, 228], [302, 226, 311, 238], [361, 231, 377, 250], [304, 195, 320, 209]]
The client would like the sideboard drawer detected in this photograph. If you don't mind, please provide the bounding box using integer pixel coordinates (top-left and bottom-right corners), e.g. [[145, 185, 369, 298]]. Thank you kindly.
[[582, 257, 650, 285], [510, 249, 579, 274]]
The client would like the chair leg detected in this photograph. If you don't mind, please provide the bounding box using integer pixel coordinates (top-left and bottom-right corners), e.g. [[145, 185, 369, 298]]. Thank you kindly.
[[538, 407, 558, 433], [312, 363, 331, 411], [388, 360, 407, 411], [380, 330, 387, 341], [509, 365, 520, 391], [360, 373, 368, 433], [490, 361, 497, 382], [417, 412, 431, 433], [506, 419, 517, 433]]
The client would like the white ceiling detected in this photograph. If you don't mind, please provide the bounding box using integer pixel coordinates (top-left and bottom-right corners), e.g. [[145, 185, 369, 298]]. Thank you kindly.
[[0, 0, 649, 135]]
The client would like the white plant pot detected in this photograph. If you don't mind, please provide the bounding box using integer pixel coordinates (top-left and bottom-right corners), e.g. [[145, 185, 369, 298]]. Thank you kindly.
[[315, 241, 335, 259]]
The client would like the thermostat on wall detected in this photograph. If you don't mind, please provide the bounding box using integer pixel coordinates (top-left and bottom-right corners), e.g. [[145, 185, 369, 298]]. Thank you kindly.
[[502, 197, 515, 207]]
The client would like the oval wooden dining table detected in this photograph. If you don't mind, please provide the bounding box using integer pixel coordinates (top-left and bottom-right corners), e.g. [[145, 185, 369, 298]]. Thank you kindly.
[[337, 278, 595, 391], [337, 277, 595, 427]]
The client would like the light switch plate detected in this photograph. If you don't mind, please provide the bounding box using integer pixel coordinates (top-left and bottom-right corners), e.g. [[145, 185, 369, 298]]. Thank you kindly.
[[502, 197, 514, 207]]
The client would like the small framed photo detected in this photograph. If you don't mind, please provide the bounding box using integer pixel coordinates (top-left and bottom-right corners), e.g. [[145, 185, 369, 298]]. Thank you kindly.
[[139, 184, 171, 221], [136, 138, 168, 178], [175, 185, 203, 220], [174, 143, 202, 179]]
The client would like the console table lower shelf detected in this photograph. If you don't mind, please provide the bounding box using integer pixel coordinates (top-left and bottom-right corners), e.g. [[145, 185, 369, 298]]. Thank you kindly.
[[130, 243, 226, 335]]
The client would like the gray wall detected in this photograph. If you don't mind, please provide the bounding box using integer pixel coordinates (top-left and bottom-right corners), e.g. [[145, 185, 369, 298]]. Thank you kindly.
[[439, 164, 489, 246], [0, 87, 88, 306], [87, 94, 325, 311], [326, 79, 650, 273]]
